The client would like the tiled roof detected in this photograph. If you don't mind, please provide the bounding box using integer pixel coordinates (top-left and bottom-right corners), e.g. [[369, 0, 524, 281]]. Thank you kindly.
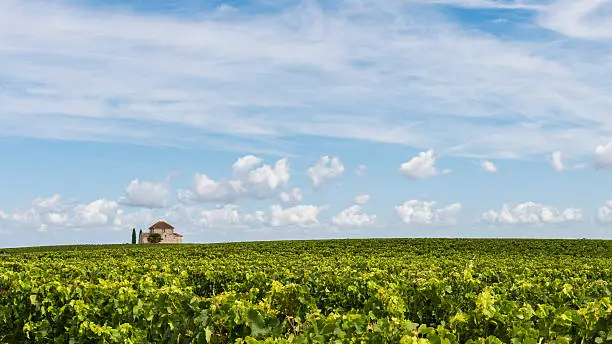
[[148, 220, 174, 230]]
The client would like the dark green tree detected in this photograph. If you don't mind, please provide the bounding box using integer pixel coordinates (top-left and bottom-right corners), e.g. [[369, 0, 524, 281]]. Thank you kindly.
[[148, 232, 162, 244], [131, 228, 136, 244]]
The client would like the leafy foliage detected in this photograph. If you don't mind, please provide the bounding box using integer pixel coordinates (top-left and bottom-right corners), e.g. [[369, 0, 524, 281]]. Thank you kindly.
[[1, 239, 612, 343], [148, 232, 162, 244]]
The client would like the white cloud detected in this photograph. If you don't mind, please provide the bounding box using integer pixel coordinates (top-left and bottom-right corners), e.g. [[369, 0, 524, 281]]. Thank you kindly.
[[178, 174, 243, 204], [395, 200, 461, 225], [4, 1, 611, 160], [216, 4, 237, 13], [280, 188, 303, 203], [596, 201, 612, 223], [161, 204, 205, 231], [481, 160, 498, 173], [1, 192, 332, 235], [0, 195, 66, 231], [492, 18, 508, 23], [307, 156, 345, 188], [482, 202, 583, 225], [269, 204, 323, 227], [537, 0, 612, 40], [71, 199, 120, 227], [179, 156, 290, 204], [355, 164, 367, 176], [114, 208, 156, 230], [119, 179, 171, 208], [549, 150, 586, 171], [332, 205, 376, 227], [200, 204, 265, 228], [0, 209, 38, 224], [594, 141, 612, 169], [0, 194, 271, 233], [0, 195, 65, 226], [174, 203, 316, 229], [45, 212, 68, 226], [411, 0, 541, 10], [0, 195, 124, 231], [232, 155, 264, 176], [399, 150, 449, 180], [32, 194, 62, 210], [354, 194, 370, 204], [550, 151, 565, 172], [244, 158, 291, 196], [244, 210, 267, 224]]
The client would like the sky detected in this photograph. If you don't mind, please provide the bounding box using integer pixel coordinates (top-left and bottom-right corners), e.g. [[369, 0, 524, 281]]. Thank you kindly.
[[2, 0, 612, 247]]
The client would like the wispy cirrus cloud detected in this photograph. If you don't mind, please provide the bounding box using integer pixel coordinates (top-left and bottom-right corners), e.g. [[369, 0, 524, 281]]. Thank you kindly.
[[537, 0, 612, 40], [1, 0, 612, 159]]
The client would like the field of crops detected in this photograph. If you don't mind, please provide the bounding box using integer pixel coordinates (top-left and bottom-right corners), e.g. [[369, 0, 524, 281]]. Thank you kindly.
[[1, 239, 612, 343]]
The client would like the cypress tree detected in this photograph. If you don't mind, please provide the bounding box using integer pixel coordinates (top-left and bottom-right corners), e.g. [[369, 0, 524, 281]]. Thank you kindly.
[[131, 228, 137, 244]]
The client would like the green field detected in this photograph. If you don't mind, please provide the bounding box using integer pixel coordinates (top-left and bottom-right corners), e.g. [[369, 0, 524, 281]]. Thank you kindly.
[[1, 239, 612, 343]]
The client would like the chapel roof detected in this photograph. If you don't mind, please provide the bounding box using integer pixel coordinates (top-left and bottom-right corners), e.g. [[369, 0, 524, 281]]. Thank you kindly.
[[148, 220, 175, 230]]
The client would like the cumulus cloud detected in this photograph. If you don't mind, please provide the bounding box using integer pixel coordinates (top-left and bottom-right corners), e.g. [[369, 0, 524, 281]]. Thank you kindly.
[[0, 191, 333, 235], [596, 201, 612, 223], [594, 142, 612, 169], [0, 208, 39, 224], [232, 155, 264, 176], [32, 194, 63, 210], [0, 195, 66, 231], [307, 156, 345, 188], [172, 203, 319, 229], [1, 194, 274, 234], [0, 195, 123, 231], [71, 199, 120, 227], [332, 205, 376, 227], [280, 188, 303, 203], [399, 150, 450, 180], [160, 204, 207, 231], [200, 204, 266, 228], [178, 156, 290, 204], [353, 194, 370, 204], [178, 174, 243, 204], [114, 208, 156, 230], [481, 160, 498, 173], [482, 202, 582, 225], [395, 200, 461, 225], [269, 204, 324, 227], [119, 179, 171, 208], [45, 212, 68, 226]]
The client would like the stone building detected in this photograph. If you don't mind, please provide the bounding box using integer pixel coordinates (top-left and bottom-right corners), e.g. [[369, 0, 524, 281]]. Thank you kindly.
[[139, 220, 183, 244]]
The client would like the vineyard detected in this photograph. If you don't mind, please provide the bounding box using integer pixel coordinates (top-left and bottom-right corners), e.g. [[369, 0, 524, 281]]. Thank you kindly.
[[1, 239, 612, 343]]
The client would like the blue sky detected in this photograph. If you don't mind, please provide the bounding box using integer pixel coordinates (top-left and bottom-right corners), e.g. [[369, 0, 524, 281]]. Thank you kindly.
[[2, 0, 612, 247]]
